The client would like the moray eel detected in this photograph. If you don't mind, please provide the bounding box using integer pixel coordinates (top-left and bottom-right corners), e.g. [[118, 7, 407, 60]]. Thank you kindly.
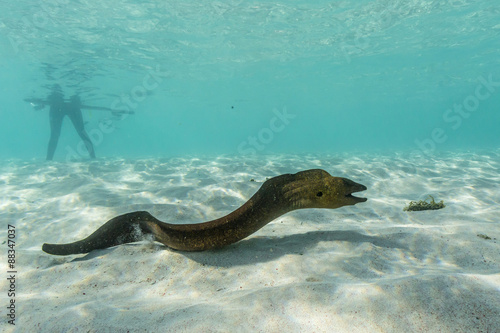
[[42, 169, 367, 255]]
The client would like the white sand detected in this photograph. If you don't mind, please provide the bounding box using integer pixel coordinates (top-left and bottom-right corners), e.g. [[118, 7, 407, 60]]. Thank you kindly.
[[1, 151, 499, 332]]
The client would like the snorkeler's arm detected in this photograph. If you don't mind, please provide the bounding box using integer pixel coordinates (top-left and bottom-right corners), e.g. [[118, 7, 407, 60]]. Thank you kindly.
[[24, 98, 48, 110], [80, 104, 134, 114]]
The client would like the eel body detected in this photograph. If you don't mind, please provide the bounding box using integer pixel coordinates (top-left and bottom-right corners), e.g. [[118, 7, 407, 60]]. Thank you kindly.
[[42, 169, 367, 255]]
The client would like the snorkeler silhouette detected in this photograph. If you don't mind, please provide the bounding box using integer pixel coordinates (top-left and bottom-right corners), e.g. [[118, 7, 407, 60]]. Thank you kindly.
[[29, 85, 95, 160], [25, 84, 133, 160]]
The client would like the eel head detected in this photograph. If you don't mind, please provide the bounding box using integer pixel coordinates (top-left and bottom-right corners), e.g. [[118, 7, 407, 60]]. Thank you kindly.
[[282, 169, 367, 209]]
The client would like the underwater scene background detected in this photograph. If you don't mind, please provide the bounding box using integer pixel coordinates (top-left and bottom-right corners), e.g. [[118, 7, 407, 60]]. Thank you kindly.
[[0, 1, 499, 332]]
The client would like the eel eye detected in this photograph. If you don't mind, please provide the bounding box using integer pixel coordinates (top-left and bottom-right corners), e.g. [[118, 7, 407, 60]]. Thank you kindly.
[[316, 191, 323, 197]]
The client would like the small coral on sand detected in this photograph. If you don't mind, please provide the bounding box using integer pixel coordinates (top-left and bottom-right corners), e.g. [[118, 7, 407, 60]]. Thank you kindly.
[[404, 195, 445, 211]]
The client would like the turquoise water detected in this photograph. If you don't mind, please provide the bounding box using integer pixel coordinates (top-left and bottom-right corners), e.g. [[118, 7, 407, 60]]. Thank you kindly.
[[0, 0, 499, 159]]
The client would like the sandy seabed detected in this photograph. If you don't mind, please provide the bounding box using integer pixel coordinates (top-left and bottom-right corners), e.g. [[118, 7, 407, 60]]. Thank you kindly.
[[1, 150, 499, 332]]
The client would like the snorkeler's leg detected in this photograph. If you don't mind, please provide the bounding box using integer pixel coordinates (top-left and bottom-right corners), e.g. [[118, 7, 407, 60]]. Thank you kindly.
[[69, 109, 96, 159], [46, 110, 63, 160]]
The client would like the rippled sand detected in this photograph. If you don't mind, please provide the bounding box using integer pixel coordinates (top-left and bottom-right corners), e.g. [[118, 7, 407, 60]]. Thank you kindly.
[[1, 150, 499, 332]]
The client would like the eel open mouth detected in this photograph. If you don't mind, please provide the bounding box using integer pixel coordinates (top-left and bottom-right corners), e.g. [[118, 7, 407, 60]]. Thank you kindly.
[[345, 185, 367, 203]]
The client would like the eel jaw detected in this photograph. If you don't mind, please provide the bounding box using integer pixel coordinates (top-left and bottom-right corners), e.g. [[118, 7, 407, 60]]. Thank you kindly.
[[345, 185, 368, 204]]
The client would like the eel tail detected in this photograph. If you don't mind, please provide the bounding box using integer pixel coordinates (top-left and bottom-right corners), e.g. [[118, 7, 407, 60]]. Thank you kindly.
[[42, 211, 159, 256]]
